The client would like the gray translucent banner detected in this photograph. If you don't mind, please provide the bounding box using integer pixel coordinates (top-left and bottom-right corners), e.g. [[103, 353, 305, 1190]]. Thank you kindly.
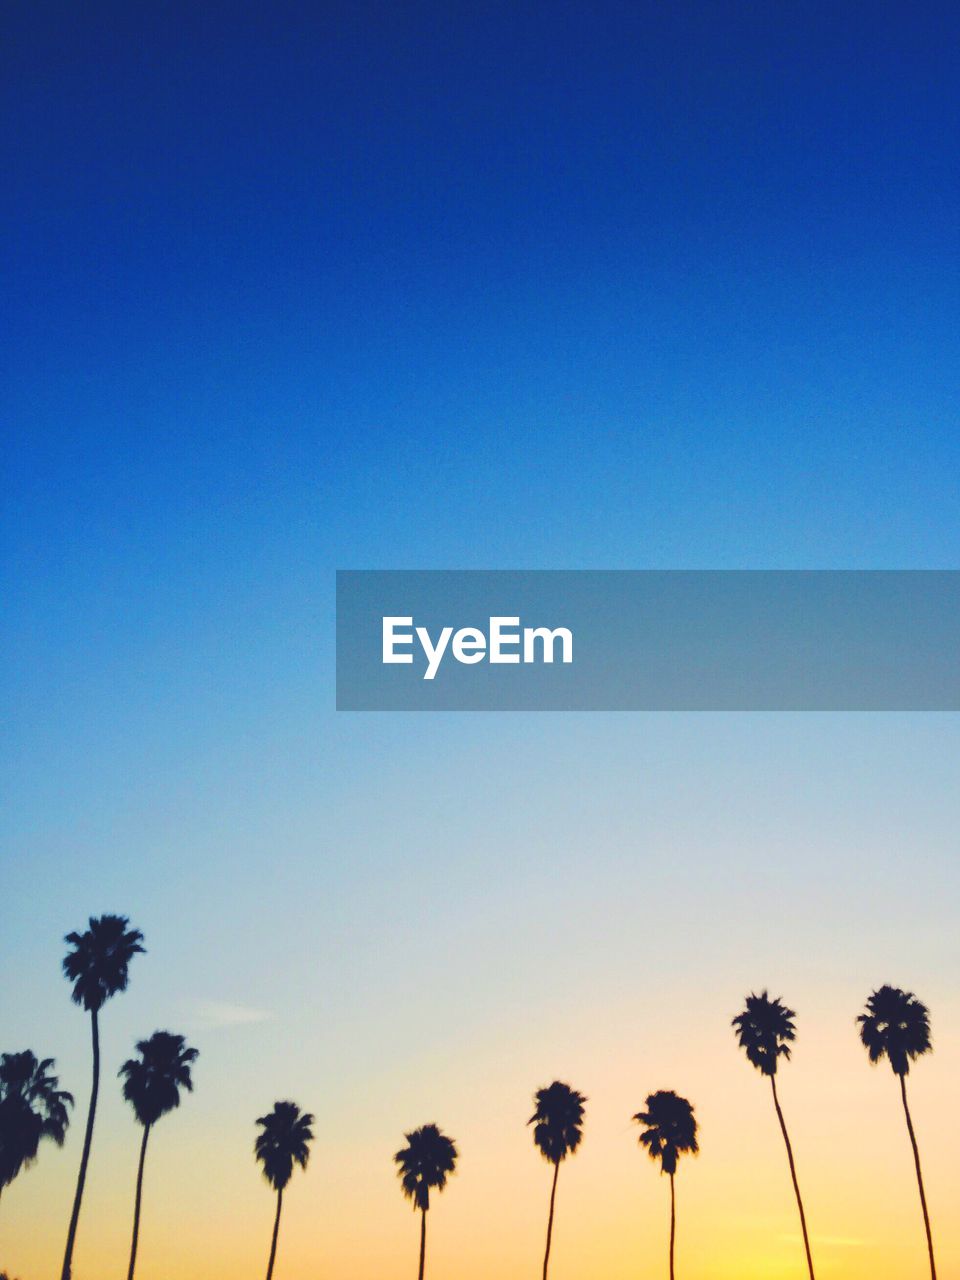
[[336, 571, 960, 710]]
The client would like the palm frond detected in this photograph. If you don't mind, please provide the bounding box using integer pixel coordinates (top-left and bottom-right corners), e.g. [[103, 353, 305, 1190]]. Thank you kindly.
[[0, 1051, 73, 1188], [633, 1090, 699, 1177], [254, 1100, 315, 1192], [857, 985, 931, 1077], [62, 915, 145, 1012], [528, 1081, 586, 1164], [732, 990, 797, 1077], [393, 1123, 458, 1211], [118, 1030, 198, 1128]]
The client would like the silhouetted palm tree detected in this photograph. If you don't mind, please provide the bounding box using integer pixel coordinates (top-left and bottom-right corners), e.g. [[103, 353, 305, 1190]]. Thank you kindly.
[[394, 1123, 458, 1280], [254, 1101, 314, 1280], [529, 1081, 586, 1280], [0, 1051, 73, 1209], [633, 1090, 698, 1280], [61, 914, 144, 1280], [858, 985, 937, 1279], [733, 991, 815, 1279], [119, 1031, 198, 1280]]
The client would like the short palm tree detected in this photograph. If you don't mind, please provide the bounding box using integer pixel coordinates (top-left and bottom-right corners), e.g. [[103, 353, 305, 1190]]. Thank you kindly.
[[254, 1100, 314, 1280], [119, 1031, 198, 1280], [394, 1123, 458, 1280], [0, 1051, 73, 1208], [633, 1090, 699, 1280], [61, 914, 144, 1280], [529, 1081, 586, 1280], [732, 991, 815, 1279], [858, 985, 937, 1279]]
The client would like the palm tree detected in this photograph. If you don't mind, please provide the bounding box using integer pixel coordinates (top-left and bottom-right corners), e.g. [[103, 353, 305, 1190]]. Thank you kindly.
[[61, 914, 144, 1280], [254, 1100, 314, 1280], [394, 1123, 458, 1280], [858, 985, 937, 1279], [119, 1031, 198, 1280], [732, 991, 815, 1279], [529, 1081, 586, 1280], [0, 1051, 73, 1209], [633, 1090, 699, 1280]]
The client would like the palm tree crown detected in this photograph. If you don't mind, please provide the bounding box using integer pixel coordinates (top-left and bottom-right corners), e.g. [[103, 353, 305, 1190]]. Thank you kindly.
[[858, 985, 931, 1077], [394, 1124, 458, 1211], [634, 1091, 699, 1176], [0, 1052, 73, 1190], [529, 1082, 586, 1164], [62, 916, 145, 1012], [732, 991, 796, 1076], [119, 1032, 198, 1128], [255, 1101, 314, 1192]]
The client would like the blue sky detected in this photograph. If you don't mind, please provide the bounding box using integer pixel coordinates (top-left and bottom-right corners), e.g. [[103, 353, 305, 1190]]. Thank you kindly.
[[3, 0, 959, 949], [1, 6, 959, 1277], [3, 1, 959, 849]]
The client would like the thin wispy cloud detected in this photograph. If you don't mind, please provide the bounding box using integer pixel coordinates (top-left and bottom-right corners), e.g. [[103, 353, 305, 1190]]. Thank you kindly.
[[779, 1234, 866, 1249], [193, 1000, 274, 1029]]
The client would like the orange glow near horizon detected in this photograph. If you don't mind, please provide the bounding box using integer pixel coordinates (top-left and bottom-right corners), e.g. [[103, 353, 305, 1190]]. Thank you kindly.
[[4, 993, 957, 1280]]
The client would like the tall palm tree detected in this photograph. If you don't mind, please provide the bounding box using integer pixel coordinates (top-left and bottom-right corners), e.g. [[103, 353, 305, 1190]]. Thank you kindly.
[[61, 914, 144, 1280], [529, 1081, 586, 1280], [732, 991, 815, 1279], [0, 1051, 73, 1209], [633, 1090, 699, 1280], [858, 985, 937, 1279], [254, 1100, 314, 1280], [119, 1031, 198, 1280], [394, 1123, 458, 1280]]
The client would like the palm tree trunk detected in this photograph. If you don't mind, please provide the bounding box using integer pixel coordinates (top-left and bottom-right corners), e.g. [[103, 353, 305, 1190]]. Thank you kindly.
[[899, 1073, 937, 1279], [61, 1008, 100, 1280], [669, 1172, 676, 1280], [126, 1124, 151, 1280], [770, 1075, 815, 1280], [542, 1160, 560, 1280], [418, 1206, 427, 1280], [265, 1186, 283, 1280]]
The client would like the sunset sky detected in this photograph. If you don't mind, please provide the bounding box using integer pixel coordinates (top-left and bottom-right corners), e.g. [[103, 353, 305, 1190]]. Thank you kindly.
[[2, 3, 959, 1278]]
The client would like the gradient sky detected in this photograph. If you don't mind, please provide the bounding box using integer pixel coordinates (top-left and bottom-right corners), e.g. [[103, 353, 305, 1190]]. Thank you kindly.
[[1, 3, 959, 1278]]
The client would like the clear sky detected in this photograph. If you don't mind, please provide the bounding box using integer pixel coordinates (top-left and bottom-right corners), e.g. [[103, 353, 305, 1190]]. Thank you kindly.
[[1, 3, 958, 1278]]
